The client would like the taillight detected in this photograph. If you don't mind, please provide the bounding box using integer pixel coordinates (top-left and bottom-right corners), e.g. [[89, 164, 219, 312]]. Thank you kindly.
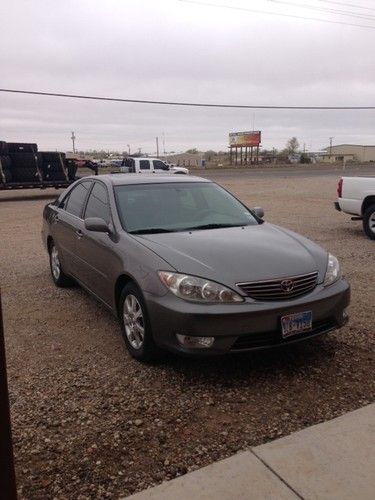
[[337, 178, 343, 198]]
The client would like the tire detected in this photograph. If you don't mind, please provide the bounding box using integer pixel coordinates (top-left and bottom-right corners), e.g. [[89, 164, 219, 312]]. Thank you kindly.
[[7, 142, 38, 154], [12, 167, 40, 182], [119, 282, 162, 362], [0, 141, 8, 155], [49, 242, 74, 287], [0, 156, 12, 183], [363, 204, 375, 240], [9, 152, 38, 169], [39, 152, 62, 162]]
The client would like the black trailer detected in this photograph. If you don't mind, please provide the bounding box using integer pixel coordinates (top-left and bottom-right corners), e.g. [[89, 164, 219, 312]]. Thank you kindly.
[[0, 141, 98, 191]]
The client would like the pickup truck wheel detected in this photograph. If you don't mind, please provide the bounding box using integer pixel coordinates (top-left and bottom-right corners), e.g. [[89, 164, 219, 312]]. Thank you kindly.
[[363, 204, 375, 240], [49, 243, 74, 287], [119, 283, 162, 363]]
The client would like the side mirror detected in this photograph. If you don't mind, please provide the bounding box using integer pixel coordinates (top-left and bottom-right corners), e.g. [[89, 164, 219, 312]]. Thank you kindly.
[[253, 206, 265, 219], [85, 217, 110, 233]]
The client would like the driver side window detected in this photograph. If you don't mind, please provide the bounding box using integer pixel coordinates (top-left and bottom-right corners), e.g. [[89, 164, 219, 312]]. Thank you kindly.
[[153, 160, 169, 171], [63, 181, 92, 218], [84, 182, 111, 224]]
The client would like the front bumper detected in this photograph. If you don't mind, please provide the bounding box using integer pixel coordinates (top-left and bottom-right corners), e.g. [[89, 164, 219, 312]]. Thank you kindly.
[[144, 279, 350, 355]]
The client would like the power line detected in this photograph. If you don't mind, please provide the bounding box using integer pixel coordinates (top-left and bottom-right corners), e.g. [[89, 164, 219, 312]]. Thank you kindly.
[[266, 0, 375, 21], [318, 1, 375, 12], [1, 88, 375, 110], [179, 0, 375, 30]]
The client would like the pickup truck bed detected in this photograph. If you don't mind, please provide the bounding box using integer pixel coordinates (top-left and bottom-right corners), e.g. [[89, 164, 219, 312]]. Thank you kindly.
[[335, 176, 375, 239]]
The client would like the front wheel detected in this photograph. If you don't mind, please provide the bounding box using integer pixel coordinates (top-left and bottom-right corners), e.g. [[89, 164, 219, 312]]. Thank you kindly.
[[363, 204, 375, 240], [119, 283, 162, 362]]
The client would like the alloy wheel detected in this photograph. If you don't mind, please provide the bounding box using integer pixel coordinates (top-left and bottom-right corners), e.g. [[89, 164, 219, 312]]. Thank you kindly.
[[123, 294, 145, 349], [51, 246, 61, 280], [369, 212, 375, 235]]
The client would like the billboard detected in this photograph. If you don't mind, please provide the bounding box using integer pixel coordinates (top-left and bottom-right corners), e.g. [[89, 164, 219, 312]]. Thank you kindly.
[[229, 131, 261, 147]]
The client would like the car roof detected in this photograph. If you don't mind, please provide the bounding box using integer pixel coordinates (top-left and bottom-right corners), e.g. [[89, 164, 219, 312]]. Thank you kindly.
[[85, 174, 211, 186]]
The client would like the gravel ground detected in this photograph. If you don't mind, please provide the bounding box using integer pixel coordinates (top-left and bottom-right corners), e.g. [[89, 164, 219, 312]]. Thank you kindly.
[[0, 172, 374, 499]]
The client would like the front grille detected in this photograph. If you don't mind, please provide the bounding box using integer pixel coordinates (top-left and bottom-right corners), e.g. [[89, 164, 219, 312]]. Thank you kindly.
[[231, 317, 337, 351], [237, 271, 318, 301]]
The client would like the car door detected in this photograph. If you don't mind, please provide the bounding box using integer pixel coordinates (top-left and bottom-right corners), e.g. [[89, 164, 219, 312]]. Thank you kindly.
[[153, 160, 169, 174], [138, 159, 152, 173], [53, 180, 92, 277], [76, 181, 117, 305]]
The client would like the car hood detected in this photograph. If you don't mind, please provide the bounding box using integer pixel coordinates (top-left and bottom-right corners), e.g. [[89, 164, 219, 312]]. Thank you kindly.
[[135, 223, 328, 288]]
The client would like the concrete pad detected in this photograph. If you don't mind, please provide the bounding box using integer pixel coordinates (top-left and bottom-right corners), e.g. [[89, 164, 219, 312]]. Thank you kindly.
[[254, 404, 375, 500], [125, 451, 298, 500]]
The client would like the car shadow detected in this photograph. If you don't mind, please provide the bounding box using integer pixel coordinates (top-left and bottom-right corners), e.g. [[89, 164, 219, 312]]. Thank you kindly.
[[155, 336, 339, 386]]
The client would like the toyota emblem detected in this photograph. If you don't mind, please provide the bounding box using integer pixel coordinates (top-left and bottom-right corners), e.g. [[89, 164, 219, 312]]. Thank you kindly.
[[280, 279, 294, 293]]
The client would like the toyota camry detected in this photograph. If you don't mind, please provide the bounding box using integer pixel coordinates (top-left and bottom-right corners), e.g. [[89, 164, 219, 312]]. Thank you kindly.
[[42, 175, 350, 362]]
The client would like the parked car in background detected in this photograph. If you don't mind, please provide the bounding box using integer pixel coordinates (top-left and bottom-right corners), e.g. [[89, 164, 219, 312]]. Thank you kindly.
[[335, 176, 375, 239], [42, 174, 350, 362], [119, 157, 189, 175]]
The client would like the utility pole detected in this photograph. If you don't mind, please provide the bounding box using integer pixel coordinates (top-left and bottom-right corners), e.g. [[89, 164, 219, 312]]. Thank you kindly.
[[156, 137, 159, 158], [329, 137, 334, 160], [0, 289, 17, 499], [127, 144, 130, 155], [71, 131, 76, 154]]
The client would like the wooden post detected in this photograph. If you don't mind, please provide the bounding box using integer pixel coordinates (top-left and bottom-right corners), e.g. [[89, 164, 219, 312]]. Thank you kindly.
[[235, 147, 238, 165], [256, 145, 259, 164], [230, 147, 232, 165], [0, 289, 17, 499]]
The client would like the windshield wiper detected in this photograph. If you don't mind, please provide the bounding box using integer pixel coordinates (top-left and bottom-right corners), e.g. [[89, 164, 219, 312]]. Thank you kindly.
[[184, 223, 247, 231], [129, 228, 176, 234]]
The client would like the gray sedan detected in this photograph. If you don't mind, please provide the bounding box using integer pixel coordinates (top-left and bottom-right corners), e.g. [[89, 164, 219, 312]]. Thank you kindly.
[[42, 174, 350, 361]]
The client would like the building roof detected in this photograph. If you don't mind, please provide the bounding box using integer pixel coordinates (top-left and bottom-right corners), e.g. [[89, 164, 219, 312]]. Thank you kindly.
[[324, 144, 375, 150]]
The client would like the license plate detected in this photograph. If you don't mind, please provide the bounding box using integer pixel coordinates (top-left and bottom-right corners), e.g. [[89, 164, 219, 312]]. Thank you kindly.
[[281, 311, 312, 338]]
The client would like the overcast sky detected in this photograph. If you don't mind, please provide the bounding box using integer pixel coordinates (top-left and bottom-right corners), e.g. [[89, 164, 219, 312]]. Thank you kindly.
[[1, 0, 374, 153]]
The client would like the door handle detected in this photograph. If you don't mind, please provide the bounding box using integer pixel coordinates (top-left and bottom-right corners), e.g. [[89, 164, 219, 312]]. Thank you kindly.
[[76, 229, 83, 239]]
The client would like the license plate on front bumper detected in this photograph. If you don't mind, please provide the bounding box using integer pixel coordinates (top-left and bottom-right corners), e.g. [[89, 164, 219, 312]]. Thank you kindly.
[[281, 311, 312, 338]]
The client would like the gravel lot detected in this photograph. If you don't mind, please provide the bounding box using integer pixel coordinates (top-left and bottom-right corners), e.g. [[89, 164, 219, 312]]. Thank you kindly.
[[1, 170, 374, 499]]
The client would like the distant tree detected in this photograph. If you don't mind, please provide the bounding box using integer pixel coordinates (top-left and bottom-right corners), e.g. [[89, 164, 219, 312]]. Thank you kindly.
[[286, 137, 300, 154], [204, 150, 217, 161], [185, 148, 199, 154]]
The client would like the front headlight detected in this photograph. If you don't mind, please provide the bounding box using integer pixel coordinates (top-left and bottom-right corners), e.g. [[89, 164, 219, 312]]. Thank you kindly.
[[158, 271, 244, 303], [323, 253, 341, 286]]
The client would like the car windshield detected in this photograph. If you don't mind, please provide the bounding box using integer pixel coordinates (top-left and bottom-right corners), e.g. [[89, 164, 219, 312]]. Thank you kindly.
[[114, 182, 259, 233]]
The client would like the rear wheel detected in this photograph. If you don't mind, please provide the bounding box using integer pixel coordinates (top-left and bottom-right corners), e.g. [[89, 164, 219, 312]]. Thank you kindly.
[[49, 242, 74, 287], [363, 204, 375, 240], [119, 283, 162, 362]]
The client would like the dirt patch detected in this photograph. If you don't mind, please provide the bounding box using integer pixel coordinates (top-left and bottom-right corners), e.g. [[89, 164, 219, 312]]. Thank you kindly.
[[0, 173, 374, 499]]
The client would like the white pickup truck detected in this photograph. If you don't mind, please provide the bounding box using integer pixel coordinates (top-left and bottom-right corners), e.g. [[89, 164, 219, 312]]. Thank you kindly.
[[335, 176, 375, 240], [119, 157, 189, 175]]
